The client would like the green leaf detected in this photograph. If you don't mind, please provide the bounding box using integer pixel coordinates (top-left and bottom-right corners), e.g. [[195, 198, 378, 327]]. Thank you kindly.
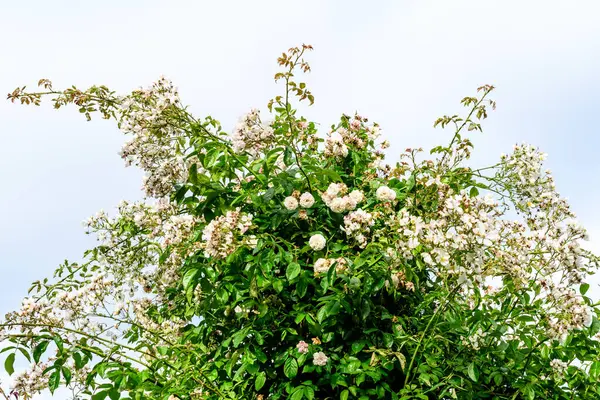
[[314, 169, 342, 182], [469, 186, 479, 197], [493, 372, 503, 386], [182, 268, 199, 290], [255, 372, 266, 391], [406, 174, 416, 192], [589, 361, 600, 379], [108, 389, 120, 400], [304, 386, 315, 400], [351, 341, 366, 354], [216, 287, 229, 303], [360, 300, 371, 320], [590, 317, 600, 336], [73, 352, 84, 370], [317, 305, 328, 324], [232, 328, 250, 347], [341, 390, 349, 400], [327, 300, 341, 317], [62, 367, 72, 385], [320, 274, 329, 292], [286, 262, 301, 281], [580, 283, 590, 295], [296, 278, 308, 298], [284, 147, 294, 166], [524, 385, 535, 400], [53, 335, 64, 353], [92, 391, 108, 400], [290, 387, 304, 400], [540, 344, 550, 359], [467, 362, 479, 382], [4, 353, 15, 375], [263, 187, 276, 202], [273, 279, 284, 293], [33, 341, 49, 363], [345, 357, 361, 374], [395, 352, 406, 371], [18, 348, 31, 362], [284, 357, 298, 378], [49, 370, 61, 393], [356, 374, 366, 386], [326, 263, 337, 286]]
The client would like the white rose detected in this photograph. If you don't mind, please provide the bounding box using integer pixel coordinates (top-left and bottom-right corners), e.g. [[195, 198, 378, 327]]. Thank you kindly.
[[299, 192, 315, 208], [313, 351, 329, 366], [421, 252, 434, 265], [313, 258, 331, 275], [283, 196, 299, 211], [349, 190, 365, 204], [326, 183, 345, 197], [376, 185, 396, 202], [329, 197, 346, 213], [343, 196, 357, 211], [309, 234, 327, 251], [338, 143, 349, 157]]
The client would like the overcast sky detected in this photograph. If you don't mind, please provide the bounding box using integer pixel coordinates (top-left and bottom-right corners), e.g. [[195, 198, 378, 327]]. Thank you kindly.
[[1, 1, 600, 397]]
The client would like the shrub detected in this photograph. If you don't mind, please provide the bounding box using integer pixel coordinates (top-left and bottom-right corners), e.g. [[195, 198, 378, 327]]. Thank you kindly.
[[2, 45, 600, 400]]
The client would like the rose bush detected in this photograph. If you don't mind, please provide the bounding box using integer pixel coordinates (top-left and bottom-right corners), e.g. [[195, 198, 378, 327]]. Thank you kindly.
[[1, 45, 600, 399]]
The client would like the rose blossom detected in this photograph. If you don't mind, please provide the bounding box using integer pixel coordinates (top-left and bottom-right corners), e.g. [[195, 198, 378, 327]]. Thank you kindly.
[[299, 192, 315, 208], [376, 185, 396, 202], [309, 234, 326, 251], [284, 196, 299, 211], [296, 341, 309, 354], [313, 351, 329, 366], [313, 258, 331, 275]]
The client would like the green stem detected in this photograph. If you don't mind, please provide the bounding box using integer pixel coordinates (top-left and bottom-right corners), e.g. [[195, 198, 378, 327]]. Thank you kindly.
[[440, 88, 493, 166], [404, 285, 460, 387], [283, 50, 313, 192]]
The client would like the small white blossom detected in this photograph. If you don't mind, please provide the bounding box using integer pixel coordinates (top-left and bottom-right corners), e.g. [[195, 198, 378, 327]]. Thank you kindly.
[[550, 359, 568, 377], [313, 351, 329, 366], [299, 192, 315, 208], [313, 258, 331, 275], [284, 196, 299, 211], [342, 209, 374, 248], [231, 109, 274, 158], [349, 190, 365, 204], [376, 185, 396, 202], [202, 209, 253, 259], [309, 234, 327, 251], [324, 131, 348, 158]]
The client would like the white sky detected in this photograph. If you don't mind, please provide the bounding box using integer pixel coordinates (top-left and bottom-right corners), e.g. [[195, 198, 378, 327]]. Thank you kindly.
[[1, 1, 600, 397]]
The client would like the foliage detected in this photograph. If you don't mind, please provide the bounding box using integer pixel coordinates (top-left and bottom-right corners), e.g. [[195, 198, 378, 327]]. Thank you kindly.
[[2, 45, 600, 400]]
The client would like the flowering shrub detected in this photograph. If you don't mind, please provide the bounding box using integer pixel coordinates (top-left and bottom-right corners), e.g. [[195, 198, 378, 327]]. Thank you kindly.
[[2, 45, 600, 400]]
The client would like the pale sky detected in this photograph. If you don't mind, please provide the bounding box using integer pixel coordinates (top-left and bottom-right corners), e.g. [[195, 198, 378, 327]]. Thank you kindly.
[[1, 1, 600, 397]]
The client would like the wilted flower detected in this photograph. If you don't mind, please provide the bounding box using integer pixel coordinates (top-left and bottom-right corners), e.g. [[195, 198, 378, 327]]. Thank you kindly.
[[313, 258, 331, 275]]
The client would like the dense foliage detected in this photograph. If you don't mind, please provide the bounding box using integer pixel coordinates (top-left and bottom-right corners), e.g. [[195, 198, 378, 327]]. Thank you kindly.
[[2, 45, 600, 400]]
